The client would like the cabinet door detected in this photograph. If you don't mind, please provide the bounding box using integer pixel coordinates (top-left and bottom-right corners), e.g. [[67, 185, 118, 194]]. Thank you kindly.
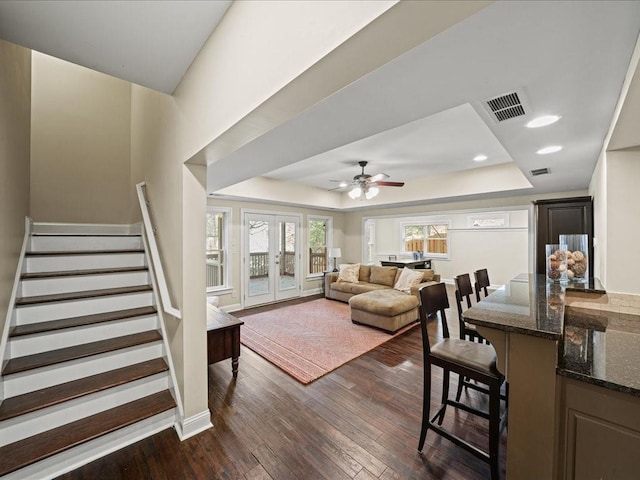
[[534, 196, 593, 275]]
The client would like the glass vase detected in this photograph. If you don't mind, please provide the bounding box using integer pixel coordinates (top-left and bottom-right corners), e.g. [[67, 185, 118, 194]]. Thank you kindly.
[[559, 234, 589, 282], [546, 243, 568, 283]]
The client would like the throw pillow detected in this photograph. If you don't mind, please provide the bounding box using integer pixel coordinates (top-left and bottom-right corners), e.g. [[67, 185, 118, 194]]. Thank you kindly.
[[421, 269, 435, 282], [394, 267, 424, 293], [337, 263, 360, 283], [369, 265, 398, 287]]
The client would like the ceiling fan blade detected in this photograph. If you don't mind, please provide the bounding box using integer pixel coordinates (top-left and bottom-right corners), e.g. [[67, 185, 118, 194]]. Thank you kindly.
[[369, 173, 389, 182], [375, 181, 405, 187]]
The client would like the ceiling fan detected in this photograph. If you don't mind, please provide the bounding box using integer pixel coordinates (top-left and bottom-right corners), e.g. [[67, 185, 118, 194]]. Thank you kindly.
[[332, 161, 404, 200]]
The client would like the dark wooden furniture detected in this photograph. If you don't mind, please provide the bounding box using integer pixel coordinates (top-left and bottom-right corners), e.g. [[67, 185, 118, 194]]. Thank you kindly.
[[207, 305, 243, 378], [380, 258, 431, 269], [533, 196, 593, 276], [474, 268, 490, 302], [454, 274, 485, 343], [418, 282, 506, 480]]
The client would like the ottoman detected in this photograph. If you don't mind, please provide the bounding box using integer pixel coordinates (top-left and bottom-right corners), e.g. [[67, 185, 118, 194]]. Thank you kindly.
[[349, 289, 419, 333]]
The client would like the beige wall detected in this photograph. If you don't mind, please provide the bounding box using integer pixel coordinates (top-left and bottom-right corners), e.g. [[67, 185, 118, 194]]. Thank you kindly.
[[0, 40, 31, 340], [206, 198, 345, 309], [604, 149, 640, 294], [30, 53, 132, 224]]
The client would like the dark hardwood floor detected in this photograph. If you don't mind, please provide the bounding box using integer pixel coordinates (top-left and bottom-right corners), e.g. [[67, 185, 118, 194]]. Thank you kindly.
[[57, 286, 506, 479]]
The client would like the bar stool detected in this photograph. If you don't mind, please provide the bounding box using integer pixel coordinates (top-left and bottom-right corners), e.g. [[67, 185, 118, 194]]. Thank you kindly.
[[454, 273, 485, 343], [417, 282, 505, 480], [474, 268, 491, 302]]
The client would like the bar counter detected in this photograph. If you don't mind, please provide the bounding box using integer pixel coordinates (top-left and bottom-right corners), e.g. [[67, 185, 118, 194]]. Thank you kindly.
[[463, 274, 640, 479]]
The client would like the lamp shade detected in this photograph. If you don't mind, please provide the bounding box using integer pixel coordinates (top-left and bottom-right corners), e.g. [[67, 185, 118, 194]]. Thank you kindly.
[[327, 247, 341, 258]]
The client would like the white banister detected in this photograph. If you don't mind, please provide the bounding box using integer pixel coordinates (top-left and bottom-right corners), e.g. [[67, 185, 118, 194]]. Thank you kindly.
[[136, 182, 181, 319]]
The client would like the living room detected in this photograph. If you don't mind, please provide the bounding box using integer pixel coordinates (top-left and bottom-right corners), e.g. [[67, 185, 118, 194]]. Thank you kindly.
[[1, 1, 640, 478]]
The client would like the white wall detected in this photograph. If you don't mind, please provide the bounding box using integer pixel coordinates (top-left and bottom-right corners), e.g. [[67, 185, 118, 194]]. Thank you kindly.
[[30, 53, 133, 224], [0, 39, 31, 344], [604, 149, 640, 294]]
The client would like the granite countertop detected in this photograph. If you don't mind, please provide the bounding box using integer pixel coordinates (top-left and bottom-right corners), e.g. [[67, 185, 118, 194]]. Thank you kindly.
[[558, 306, 640, 397], [463, 273, 565, 340], [464, 273, 640, 397]]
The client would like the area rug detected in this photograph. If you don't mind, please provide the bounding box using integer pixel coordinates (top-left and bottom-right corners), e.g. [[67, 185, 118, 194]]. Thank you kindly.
[[240, 298, 418, 384]]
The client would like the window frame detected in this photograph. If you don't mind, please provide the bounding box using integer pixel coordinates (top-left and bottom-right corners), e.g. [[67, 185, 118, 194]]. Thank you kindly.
[[206, 206, 232, 292], [307, 215, 333, 278], [400, 220, 451, 260]]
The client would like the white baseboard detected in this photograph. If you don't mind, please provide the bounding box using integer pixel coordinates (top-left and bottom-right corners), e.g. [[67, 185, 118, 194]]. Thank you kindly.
[[175, 409, 213, 441], [302, 287, 322, 297], [220, 303, 242, 313]]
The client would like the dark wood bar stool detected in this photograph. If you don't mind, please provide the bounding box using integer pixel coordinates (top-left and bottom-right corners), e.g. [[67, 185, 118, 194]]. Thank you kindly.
[[454, 273, 485, 343], [474, 268, 491, 302], [417, 282, 505, 480]]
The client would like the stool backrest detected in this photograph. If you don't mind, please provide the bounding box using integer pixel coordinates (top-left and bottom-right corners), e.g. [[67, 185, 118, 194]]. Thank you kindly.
[[454, 273, 474, 339], [418, 283, 451, 344], [474, 268, 490, 302]]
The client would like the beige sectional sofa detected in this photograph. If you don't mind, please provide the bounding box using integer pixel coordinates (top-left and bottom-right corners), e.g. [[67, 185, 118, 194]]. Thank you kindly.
[[324, 265, 441, 333]]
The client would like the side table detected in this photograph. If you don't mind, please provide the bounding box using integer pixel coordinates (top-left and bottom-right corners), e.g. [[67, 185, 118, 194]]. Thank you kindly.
[[206, 304, 244, 378]]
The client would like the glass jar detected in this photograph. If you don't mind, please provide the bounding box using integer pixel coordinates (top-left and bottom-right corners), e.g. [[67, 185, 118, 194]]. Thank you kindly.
[[546, 243, 568, 282], [559, 234, 588, 282]]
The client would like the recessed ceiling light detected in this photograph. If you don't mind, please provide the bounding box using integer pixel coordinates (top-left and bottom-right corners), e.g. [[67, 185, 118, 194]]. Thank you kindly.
[[339, 182, 348, 188], [536, 145, 563, 155], [473, 154, 488, 162], [526, 115, 561, 128]]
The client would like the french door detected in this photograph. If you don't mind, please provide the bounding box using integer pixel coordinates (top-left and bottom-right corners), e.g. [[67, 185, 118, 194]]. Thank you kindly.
[[243, 212, 300, 307]]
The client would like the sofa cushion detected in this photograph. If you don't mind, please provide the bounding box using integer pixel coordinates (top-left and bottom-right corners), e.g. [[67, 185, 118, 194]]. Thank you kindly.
[[420, 269, 436, 282], [337, 263, 360, 283], [332, 281, 388, 295], [359, 264, 371, 283], [369, 266, 398, 287], [394, 268, 424, 293], [349, 289, 419, 316]]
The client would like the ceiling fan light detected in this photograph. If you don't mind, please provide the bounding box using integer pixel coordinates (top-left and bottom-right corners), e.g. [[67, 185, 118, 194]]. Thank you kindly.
[[365, 187, 379, 200], [348, 187, 362, 199]]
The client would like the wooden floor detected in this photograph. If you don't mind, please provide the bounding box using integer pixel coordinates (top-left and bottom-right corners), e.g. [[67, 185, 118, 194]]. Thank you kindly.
[[58, 287, 506, 479]]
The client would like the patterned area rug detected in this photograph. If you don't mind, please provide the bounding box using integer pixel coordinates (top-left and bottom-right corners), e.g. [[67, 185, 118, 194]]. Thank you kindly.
[[240, 298, 418, 384]]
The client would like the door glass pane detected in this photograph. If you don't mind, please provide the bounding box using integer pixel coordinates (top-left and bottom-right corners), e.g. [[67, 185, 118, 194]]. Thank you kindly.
[[249, 220, 269, 296], [279, 221, 296, 291]]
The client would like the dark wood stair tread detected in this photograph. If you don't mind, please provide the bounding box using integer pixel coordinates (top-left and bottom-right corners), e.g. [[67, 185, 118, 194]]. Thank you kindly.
[[0, 390, 176, 477], [21, 266, 148, 280], [2, 330, 162, 375], [0, 358, 168, 422], [16, 285, 152, 306], [25, 249, 144, 256], [10, 306, 157, 337]]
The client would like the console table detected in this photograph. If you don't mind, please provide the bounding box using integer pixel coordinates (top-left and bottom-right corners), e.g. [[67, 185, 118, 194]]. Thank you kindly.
[[380, 258, 431, 269], [206, 304, 244, 378]]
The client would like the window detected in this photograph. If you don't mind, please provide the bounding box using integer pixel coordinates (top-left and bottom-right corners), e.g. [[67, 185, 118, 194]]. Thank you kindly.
[[308, 216, 332, 276], [206, 208, 231, 290], [467, 213, 510, 228], [364, 219, 375, 264], [402, 222, 450, 258]]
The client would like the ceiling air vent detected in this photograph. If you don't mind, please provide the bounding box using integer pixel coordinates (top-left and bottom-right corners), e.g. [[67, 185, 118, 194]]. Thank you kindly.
[[530, 167, 550, 176], [485, 91, 526, 122]]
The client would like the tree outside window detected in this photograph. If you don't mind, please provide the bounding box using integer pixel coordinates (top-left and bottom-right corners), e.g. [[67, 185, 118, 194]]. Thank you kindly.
[[308, 216, 332, 275]]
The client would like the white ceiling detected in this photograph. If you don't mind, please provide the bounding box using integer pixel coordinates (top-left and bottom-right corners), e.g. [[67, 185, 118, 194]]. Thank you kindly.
[[0, 1, 232, 94], [1, 1, 639, 209]]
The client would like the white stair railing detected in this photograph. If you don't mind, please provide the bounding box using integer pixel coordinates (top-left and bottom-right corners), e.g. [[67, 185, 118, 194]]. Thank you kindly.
[[136, 182, 181, 319]]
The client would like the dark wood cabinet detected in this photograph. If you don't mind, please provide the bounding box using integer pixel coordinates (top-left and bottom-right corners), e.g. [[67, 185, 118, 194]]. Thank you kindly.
[[533, 196, 594, 276]]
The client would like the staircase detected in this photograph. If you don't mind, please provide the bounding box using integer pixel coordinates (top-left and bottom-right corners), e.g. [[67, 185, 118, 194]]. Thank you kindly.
[[0, 226, 177, 479]]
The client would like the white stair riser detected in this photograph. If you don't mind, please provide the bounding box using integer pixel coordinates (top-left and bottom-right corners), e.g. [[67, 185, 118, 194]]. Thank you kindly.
[[9, 315, 159, 357], [2, 409, 175, 480], [25, 253, 146, 273], [20, 271, 150, 297], [0, 373, 170, 447], [31, 223, 141, 236], [15, 291, 154, 325], [30, 236, 143, 252], [3, 342, 164, 398]]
